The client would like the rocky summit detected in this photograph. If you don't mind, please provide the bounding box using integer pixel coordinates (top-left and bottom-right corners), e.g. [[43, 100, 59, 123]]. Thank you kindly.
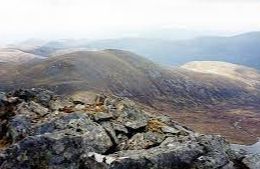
[[0, 88, 259, 169]]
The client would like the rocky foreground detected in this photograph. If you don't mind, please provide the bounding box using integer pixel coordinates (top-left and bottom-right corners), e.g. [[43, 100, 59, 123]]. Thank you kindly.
[[0, 88, 259, 169]]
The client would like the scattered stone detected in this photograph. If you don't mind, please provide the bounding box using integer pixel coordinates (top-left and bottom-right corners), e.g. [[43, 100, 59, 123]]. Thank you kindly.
[[28, 101, 49, 117], [100, 121, 119, 145], [90, 111, 113, 122], [112, 122, 128, 134], [161, 126, 180, 135], [71, 91, 97, 105], [12, 88, 54, 107], [118, 108, 149, 130], [0, 88, 258, 169], [120, 131, 165, 150], [49, 97, 74, 111], [95, 94, 107, 106], [59, 106, 75, 113], [74, 104, 86, 111]]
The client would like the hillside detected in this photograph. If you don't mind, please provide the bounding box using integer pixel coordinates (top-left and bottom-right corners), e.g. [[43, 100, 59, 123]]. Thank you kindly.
[[0, 48, 43, 63], [0, 49, 259, 143], [182, 61, 260, 91], [176, 61, 260, 144], [2, 49, 259, 110]]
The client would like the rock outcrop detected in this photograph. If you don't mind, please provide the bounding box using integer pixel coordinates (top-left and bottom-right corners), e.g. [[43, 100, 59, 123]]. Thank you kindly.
[[0, 88, 258, 169]]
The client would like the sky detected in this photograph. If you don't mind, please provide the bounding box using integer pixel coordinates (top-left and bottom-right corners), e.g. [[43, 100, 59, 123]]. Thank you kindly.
[[0, 0, 260, 43]]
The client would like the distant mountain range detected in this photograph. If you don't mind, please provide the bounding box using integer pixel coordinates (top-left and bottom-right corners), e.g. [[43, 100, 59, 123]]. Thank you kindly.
[[9, 31, 260, 69], [85, 32, 260, 69], [0, 49, 259, 143]]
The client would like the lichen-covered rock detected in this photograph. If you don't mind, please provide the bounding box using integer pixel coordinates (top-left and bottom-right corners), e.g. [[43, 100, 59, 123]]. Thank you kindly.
[[242, 154, 260, 169], [28, 101, 50, 116], [0, 88, 258, 169], [0, 92, 6, 116], [82, 136, 205, 169], [1, 112, 113, 169], [117, 107, 149, 130], [91, 111, 114, 122], [112, 122, 128, 134], [0, 93, 19, 118], [6, 115, 31, 143], [119, 131, 165, 150], [12, 88, 55, 107]]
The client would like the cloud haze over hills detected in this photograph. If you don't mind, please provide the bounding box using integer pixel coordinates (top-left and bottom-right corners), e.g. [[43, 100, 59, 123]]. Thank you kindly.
[[1, 0, 260, 43]]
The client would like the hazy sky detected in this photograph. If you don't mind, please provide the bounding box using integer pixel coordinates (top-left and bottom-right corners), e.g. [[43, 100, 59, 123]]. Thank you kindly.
[[1, 0, 260, 42]]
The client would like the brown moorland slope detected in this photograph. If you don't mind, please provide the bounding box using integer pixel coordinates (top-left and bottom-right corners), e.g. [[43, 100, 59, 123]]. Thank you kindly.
[[182, 61, 260, 91]]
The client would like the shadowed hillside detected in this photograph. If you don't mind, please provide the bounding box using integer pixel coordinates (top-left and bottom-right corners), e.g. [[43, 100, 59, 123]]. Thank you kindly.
[[1, 49, 259, 109]]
